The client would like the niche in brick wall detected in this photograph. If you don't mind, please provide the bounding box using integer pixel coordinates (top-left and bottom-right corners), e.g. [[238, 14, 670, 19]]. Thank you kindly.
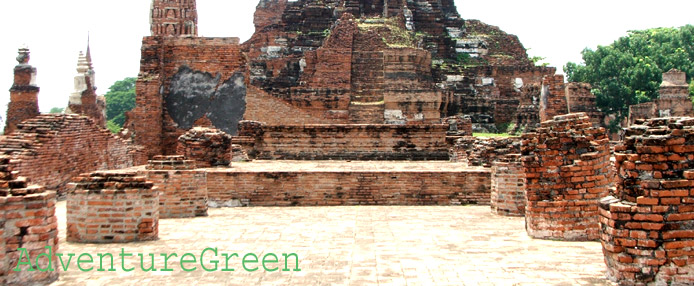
[[166, 66, 246, 135]]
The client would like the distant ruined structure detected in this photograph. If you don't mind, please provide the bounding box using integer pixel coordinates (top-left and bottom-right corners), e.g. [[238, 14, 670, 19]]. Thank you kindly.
[[628, 69, 694, 126], [123, 0, 568, 157], [5, 47, 40, 135], [65, 41, 106, 127]]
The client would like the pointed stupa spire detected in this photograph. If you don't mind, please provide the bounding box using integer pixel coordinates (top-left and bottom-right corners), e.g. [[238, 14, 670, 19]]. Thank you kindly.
[[85, 32, 93, 71]]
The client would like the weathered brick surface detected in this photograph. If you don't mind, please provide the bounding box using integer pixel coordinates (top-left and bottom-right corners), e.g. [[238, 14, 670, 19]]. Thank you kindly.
[[5, 48, 40, 135], [0, 114, 145, 196], [177, 127, 232, 167], [491, 159, 526, 217], [0, 156, 59, 286], [140, 156, 207, 219], [239, 121, 450, 160], [206, 166, 491, 207], [566, 82, 603, 127], [514, 83, 541, 133], [522, 113, 612, 241], [600, 117, 694, 285], [539, 75, 569, 122], [151, 0, 197, 36], [125, 36, 245, 158], [451, 136, 521, 167], [67, 171, 158, 243], [627, 70, 693, 127]]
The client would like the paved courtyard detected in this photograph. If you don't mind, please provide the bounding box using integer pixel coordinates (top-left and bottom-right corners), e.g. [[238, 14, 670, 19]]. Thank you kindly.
[[50, 201, 612, 286]]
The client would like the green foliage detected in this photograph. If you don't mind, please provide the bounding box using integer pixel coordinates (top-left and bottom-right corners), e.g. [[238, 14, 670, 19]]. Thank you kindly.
[[106, 121, 122, 134], [48, 107, 64, 114], [565, 25, 694, 126], [456, 53, 471, 63], [104, 77, 136, 133]]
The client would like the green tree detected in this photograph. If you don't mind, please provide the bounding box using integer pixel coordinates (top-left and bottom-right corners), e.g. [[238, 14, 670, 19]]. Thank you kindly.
[[48, 107, 64, 114], [104, 77, 136, 133], [565, 25, 694, 130]]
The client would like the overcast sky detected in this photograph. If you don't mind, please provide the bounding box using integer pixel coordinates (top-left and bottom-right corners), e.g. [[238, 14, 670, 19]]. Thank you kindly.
[[1, 0, 693, 118]]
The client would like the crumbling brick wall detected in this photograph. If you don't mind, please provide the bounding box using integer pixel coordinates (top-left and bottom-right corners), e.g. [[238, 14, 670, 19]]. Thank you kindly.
[[522, 113, 611, 240], [177, 127, 232, 167], [0, 114, 145, 196], [566, 82, 603, 127], [600, 117, 694, 285], [67, 171, 158, 243], [450, 136, 521, 167], [125, 37, 245, 158], [239, 121, 450, 160], [491, 156, 526, 217], [0, 156, 59, 286], [140, 156, 207, 219], [206, 168, 491, 207]]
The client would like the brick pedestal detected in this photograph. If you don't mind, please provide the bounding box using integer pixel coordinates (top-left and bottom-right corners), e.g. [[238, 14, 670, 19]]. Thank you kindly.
[[67, 171, 159, 243], [491, 159, 526, 216], [177, 127, 232, 167], [600, 117, 694, 285], [142, 156, 207, 218], [521, 113, 611, 240]]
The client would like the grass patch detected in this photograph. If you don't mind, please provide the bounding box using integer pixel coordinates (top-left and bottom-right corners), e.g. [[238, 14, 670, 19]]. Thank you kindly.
[[473, 133, 515, 138]]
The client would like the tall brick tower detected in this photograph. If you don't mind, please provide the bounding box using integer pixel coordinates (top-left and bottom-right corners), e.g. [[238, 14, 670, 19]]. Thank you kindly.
[[150, 0, 198, 36], [5, 46, 40, 135]]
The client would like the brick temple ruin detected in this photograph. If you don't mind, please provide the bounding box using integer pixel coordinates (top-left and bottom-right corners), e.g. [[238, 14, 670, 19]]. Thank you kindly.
[[1, 0, 693, 285]]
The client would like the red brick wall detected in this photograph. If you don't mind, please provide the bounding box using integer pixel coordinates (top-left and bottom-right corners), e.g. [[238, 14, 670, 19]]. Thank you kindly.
[[140, 156, 207, 219], [522, 113, 611, 241], [491, 160, 526, 217], [0, 156, 58, 286], [126, 36, 245, 157], [0, 114, 146, 196], [600, 117, 694, 285], [206, 169, 491, 207], [67, 171, 158, 243], [451, 136, 521, 167], [239, 122, 450, 160]]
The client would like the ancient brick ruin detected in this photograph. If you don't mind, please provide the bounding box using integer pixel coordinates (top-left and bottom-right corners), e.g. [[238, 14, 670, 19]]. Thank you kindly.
[[491, 155, 525, 217], [65, 43, 106, 127], [67, 171, 159, 243], [0, 156, 59, 285], [5, 47, 40, 135], [600, 117, 694, 285], [0, 114, 145, 195], [122, 0, 578, 158], [205, 162, 491, 207], [628, 69, 694, 126], [141, 156, 207, 218], [177, 127, 233, 167], [450, 136, 520, 167], [238, 121, 450, 160], [522, 113, 612, 240]]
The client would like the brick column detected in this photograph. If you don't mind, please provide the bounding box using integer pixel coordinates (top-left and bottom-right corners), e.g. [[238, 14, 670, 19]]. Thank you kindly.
[[521, 113, 611, 240], [491, 157, 526, 217], [600, 117, 694, 285], [5, 47, 40, 135]]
